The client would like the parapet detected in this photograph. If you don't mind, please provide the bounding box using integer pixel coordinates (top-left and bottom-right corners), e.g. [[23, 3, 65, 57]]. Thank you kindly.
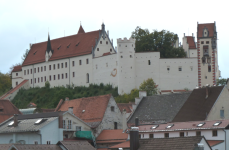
[[117, 37, 136, 43]]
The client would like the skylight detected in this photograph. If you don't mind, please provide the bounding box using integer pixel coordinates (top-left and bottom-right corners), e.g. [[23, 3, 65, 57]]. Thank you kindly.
[[166, 124, 174, 129], [197, 122, 205, 127], [151, 125, 159, 129], [35, 119, 42, 124], [8, 121, 14, 126], [213, 121, 222, 126]]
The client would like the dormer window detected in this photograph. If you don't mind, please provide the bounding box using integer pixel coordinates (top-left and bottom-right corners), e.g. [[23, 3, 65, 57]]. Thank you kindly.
[[151, 125, 159, 129], [166, 124, 174, 129], [197, 122, 205, 127], [213, 121, 222, 126]]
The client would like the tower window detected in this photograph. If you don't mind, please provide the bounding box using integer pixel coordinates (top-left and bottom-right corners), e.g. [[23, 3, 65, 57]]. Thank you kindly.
[[208, 65, 211, 72], [201, 41, 204, 44], [206, 41, 209, 44], [202, 57, 206, 63], [179, 67, 182, 71]]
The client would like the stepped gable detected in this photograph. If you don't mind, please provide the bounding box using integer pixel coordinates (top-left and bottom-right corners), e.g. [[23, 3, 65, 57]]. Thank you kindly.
[[0, 99, 22, 123], [186, 36, 196, 49], [55, 94, 111, 124], [0, 80, 28, 100], [22, 29, 100, 66], [197, 23, 215, 38], [173, 86, 224, 122], [12, 65, 22, 72]]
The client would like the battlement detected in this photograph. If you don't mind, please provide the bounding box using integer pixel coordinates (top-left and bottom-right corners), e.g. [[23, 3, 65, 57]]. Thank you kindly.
[[117, 37, 135, 43]]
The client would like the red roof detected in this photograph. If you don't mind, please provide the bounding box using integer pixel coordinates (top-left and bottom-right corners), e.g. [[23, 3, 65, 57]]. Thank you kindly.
[[55, 94, 111, 123], [12, 65, 22, 72], [138, 119, 229, 132], [0, 80, 29, 100], [22, 29, 100, 66], [186, 36, 196, 49], [197, 23, 215, 38], [109, 141, 130, 148], [29, 102, 37, 107], [96, 129, 128, 143], [0, 99, 22, 123], [102, 52, 111, 56], [117, 103, 132, 113], [207, 140, 224, 147]]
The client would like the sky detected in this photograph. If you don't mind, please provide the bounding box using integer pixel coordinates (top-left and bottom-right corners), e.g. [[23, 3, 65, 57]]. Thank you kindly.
[[0, 0, 228, 78]]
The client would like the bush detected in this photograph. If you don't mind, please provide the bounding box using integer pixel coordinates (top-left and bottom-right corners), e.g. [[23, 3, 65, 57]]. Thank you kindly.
[[45, 81, 50, 89]]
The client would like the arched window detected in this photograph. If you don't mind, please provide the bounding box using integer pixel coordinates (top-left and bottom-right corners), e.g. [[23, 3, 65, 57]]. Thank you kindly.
[[86, 73, 89, 83]]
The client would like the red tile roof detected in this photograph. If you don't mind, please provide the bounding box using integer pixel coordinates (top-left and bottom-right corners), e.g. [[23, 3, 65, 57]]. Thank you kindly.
[[138, 119, 229, 132], [0, 99, 22, 123], [0, 80, 29, 100], [97, 140, 126, 144], [12, 65, 22, 72], [207, 140, 224, 147], [102, 52, 111, 56], [29, 102, 37, 107], [186, 36, 196, 49], [109, 141, 130, 148], [97, 129, 128, 143], [22, 29, 100, 66], [117, 103, 132, 113], [197, 23, 215, 38], [55, 94, 111, 123]]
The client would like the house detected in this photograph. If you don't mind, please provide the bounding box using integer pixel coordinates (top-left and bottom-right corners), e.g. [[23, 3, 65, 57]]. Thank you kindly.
[[9, 22, 220, 95], [96, 129, 128, 149], [0, 99, 22, 123], [127, 92, 191, 125], [136, 119, 229, 150], [117, 103, 133, 119], [173, 83, 229, 122], [55, 94, 124, 137]]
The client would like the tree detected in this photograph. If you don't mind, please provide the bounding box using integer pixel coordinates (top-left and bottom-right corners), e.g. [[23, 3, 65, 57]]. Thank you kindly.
[[0, 72, 11, 95], [21, 49, 29, 63], [139, 78, 157, 96], [131, 26, 186, 58], [216, 78, 227, 86]]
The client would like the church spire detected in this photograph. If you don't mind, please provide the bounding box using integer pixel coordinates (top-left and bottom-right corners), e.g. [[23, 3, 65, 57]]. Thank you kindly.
[[78, 24, 85, 34], [46, 33, 52, 53]]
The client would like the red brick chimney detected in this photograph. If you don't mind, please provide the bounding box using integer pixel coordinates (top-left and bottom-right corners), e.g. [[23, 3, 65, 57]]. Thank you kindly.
[[13, 114, 18, 127]]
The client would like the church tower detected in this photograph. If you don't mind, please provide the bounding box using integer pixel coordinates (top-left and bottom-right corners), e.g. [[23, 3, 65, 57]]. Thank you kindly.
[[45, 34, 53, 61], [197, 22, 220, 86]]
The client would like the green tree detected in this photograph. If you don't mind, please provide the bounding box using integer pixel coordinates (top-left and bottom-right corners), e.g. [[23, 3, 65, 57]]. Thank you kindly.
[[0, 72, 11, 95], [139, 78, 157, 96], [216, 78, 227, 86], [131, 26, 186, 58], [21, 49, 29, 63]]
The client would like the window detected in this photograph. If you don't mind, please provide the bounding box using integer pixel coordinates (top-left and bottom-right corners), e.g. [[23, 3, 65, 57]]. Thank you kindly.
[[61, 63, 63, 68], [106, 41, 108, 44], [212, 130, 217, 136], [150, 134, 154, 138], [41, 67, 43, 72], [34, 141, 38, 145], [79, 60, 82, 65], [24, 70, 26, 75], [62, 74, 64, 79], [180, 132, 184, 137], [100, 41, 102, 44], [16, 73, 18, 76], [97, 48, 99, 51], [58, 74, 60, 80], [34, 68, 36, 73], [27, 69, 29, 75], [76, 126, 81, 131], [47, 141, 51, 145], [44, 76, 46, 82], [121, 56, 123, 58], [86, 59, 89, 64], [205, 76, 207, 79], [16, 82, 18, 86], [164, 133, 169, 138], [201, 41, 204, 44], [49, 75, 51, 81], [68, 120, 72, 129], [197, 122, 205, 127], [110, 49, 112, 52], [49, 65, 51, 70], [53, 75, 56, 80], [167, 67, 170, 71], [35, 78, 36, 83], [53, 64, 55, 70], [38, 78, 39, 83], [63, 120, 66, 129], [196, 131, 201, 136], [179, 67, 182, 71], [111, 106, 114, 112], [213, 121, 222, 126], [38, 67, 39, 72], [166, 124, 174, 129], [65, 73, 68, 78], [31, 79, 32, 84], [44, 66, 46, 71], [65, 62, 67, 68], [72, 61, 75, 66], [148, 60, 151, 65], [73, 72, 75, 77], [130, 55, 132, 58], [151, 125, 159, 129], [86, 73, 89, 83], [206, 41, 209, 44], [220, 110, 224, 118], [41, 77, 43, 82], [31, 69, 32, 74], [208, 65, 211, 72], [58, 64, 60, 69], [114, 122, 117, 129]]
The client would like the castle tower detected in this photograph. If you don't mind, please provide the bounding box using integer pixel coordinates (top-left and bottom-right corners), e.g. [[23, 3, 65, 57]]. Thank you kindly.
[[117, 38, 136, 94], [45, 33, 53, 62], [197, 22, 220, 86]]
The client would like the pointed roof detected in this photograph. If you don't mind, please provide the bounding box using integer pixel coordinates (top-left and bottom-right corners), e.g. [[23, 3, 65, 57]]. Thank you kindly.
[[78, 25, 85, 34], [186, 36, 196, 49], [46, 34, 52, 53]]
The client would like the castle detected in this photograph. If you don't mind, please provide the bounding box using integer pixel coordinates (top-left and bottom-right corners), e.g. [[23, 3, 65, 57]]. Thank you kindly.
[[11, 22, 220, 95]]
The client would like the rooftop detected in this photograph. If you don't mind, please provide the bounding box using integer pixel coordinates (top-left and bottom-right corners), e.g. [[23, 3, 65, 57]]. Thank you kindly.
[[96, 129, 128, 144]]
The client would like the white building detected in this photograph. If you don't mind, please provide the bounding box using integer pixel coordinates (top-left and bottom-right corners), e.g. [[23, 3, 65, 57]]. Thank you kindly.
[[10, 22, 220, 95]]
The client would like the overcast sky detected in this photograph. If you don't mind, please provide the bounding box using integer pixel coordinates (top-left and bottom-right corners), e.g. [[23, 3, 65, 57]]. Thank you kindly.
[[0, 0, 228, 78]]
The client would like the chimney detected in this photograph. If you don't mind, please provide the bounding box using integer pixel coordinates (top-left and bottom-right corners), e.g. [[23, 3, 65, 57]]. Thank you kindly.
[[205, 86, 209, 99], [65, 97, 69, 101], [135, 117, 139, 126], [122, 109, 127, 132], [58, 112, 63, 128], [13, 114, 18, 127], [68, 107, 73, 114], [130, 127, 139, 150]]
